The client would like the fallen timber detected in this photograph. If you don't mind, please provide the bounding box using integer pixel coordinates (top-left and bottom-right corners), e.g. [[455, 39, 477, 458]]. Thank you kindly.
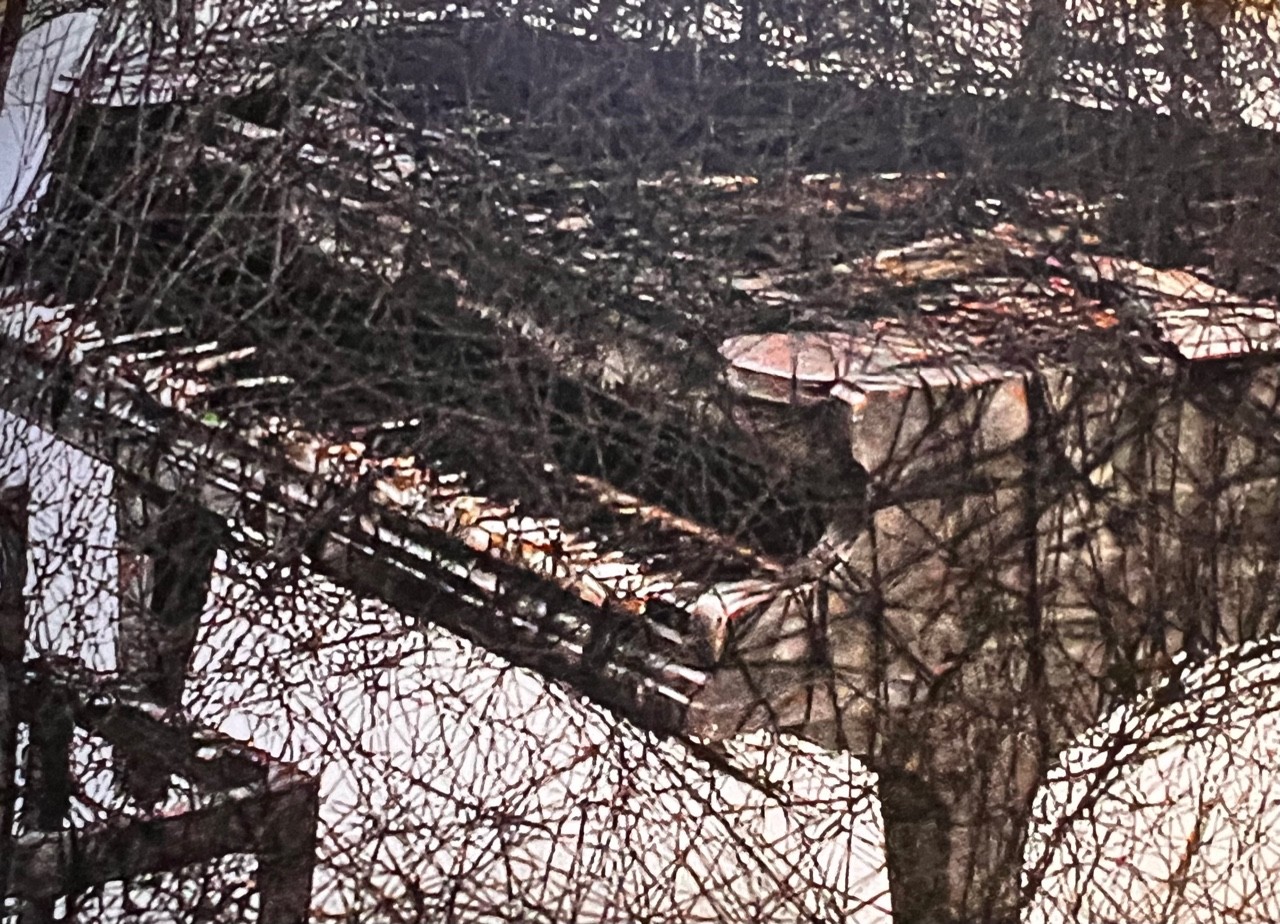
[[8, 15, 1280, 924], [0, 302, 770, 731], [6, 675, 319, 924], [1, 487, 317, 923]]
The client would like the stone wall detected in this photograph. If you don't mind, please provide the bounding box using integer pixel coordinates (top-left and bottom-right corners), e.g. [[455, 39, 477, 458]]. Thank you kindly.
[[690, 318, 1280, 921]]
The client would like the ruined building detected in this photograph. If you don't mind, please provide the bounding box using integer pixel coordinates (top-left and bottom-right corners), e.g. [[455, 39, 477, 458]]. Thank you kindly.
[[3, 0, 1280, 921]]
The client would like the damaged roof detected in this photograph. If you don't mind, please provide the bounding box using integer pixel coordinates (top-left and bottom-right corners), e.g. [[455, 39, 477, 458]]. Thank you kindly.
[[5, 11, 1280, 733]]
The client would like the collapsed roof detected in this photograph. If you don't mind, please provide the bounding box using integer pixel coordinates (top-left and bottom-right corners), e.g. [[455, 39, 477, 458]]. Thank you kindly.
[[4, 1, 1280, 736]]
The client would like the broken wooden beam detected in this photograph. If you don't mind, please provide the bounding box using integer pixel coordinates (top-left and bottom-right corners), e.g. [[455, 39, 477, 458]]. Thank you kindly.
[[3, 677, 319, 924], [0, 298, 787, 737]]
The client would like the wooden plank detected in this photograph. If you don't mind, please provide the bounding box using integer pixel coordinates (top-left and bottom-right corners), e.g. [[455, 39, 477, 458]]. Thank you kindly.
[[1, 680, 318, 923], [0, 332, 728, 736], [7, 777, 318, 909]]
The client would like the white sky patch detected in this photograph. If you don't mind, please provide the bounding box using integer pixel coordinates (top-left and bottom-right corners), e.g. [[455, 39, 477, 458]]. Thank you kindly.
[[185, 552, 893, 923], [0, 11, 100, 239], [0, 409, 118, 669], [1026, 643, 1280, 924]]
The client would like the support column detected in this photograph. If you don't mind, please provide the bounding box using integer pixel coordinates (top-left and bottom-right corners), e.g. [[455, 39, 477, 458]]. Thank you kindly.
[[18, 674, 72, 924], [0, 489, 76, 924], [0, 488, 27, 906], [848, 369, 1047, 924], [873, 635, 1048, 924], [115, 485, 221, 806], [1164, 0, 1235, 125], [1020, 0, 1067, 94], [700, 359, 1049, 922], [863, 488, 1048, 924], [255, 778, 321, 924], [693, 346, 1052, 921], [116, 487, 222, 708]]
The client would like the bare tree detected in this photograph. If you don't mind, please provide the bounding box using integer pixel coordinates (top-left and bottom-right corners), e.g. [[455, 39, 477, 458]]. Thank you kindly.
[[2, 1, 1280, 923]]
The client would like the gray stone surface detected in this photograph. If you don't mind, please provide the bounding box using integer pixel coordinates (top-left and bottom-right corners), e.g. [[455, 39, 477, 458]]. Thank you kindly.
[[712, 327, 1280, 922]]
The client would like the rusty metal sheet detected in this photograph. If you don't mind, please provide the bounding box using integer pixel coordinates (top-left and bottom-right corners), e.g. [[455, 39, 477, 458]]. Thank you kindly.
[[1074, 252, 1280, 359], [719, 331, 869, 404]]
